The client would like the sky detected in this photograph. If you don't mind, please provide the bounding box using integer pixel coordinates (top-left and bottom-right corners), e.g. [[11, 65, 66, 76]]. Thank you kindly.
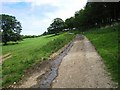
[[1, 0, 87, 35]]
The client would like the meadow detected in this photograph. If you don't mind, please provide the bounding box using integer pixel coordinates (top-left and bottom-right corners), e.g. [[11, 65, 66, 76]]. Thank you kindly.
[[1, 24, 119, 87], [84, 24, 119, 82], [2, 32, 75, 87]]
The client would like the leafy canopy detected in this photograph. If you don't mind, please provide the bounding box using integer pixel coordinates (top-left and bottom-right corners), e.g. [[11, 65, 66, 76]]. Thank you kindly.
[[0, 14, 22, 45], [47, 18, 64, 34]]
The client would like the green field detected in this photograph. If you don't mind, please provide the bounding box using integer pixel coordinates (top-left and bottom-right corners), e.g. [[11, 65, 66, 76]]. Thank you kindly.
[[1, 24, 119, 87], [2, 32, 75, 87], [84, 24, 119, 82]]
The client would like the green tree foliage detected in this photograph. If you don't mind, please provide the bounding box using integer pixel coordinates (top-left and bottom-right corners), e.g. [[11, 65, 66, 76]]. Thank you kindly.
[[46, 2, 120, 35], [42, 31, 48, 35], [84, 2, 120, 27], [0, 14, 22, 45], [64, 2, 120, 31], [65, 17, 75, 30], [47, 18, 64, 34]]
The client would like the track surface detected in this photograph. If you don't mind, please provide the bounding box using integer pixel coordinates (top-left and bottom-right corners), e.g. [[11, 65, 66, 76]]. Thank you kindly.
[[13, 35, 116, 88], [52, 35, 115, 88]]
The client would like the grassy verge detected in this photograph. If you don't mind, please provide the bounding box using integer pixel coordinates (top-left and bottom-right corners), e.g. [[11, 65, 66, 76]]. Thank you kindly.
[[84, 24, 119, 82], [2, 32, 75, 87]]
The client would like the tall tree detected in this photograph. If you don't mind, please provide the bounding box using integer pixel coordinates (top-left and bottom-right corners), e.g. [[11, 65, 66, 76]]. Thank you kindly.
[[73, 2, 120, 30], [0, 14, 22, 45], [65, 17, 75, 30], [47, 18, 64, 34]]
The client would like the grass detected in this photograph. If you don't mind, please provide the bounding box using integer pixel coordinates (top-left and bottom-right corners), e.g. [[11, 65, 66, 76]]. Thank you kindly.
[[2, 32, 75, 87], [84, 24, 119, 82]]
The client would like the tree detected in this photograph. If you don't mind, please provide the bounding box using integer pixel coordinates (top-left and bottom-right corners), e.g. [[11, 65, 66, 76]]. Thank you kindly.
[[42, 31, 48, 35], [65, 17, 75, 30], [0, 14, 22, 45], [47, 18, 64, 34], [72, 2, 120, 30], [74, 9, 88, 29]]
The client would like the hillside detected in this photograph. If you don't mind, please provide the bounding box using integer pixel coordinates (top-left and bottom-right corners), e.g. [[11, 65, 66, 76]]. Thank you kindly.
[[2, 33, 75, 87], [84, 24, 119, 82]]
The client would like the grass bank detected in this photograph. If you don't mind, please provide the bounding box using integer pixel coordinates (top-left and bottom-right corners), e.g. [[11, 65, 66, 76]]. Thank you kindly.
[[84, 24, 119, 83], [2, 32, 75, 87]]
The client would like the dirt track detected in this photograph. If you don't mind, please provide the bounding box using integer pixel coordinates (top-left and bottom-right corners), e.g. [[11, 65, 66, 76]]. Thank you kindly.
[[13, 35, 117, 88], [52, 35, 116, 88]]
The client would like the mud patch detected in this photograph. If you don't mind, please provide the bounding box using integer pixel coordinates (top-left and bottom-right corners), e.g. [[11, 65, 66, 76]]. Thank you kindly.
[[9, 35, 79, 88], [36, 35, 84, 88], [38, 41, 74, 88], [9, 59, 50, 88]]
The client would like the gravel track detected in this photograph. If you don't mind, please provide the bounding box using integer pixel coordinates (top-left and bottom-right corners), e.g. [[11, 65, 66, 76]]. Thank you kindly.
[[12, 35, 116, 88], [52, 35, 116, 88]]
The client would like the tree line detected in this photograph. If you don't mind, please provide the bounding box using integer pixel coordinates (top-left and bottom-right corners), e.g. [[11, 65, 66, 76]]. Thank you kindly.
[[45, 2, 120, 35], [0, 2, 120, 44]]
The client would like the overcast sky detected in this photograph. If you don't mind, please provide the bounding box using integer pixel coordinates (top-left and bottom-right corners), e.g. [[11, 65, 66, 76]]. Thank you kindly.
[[1, 0, 87, 35]]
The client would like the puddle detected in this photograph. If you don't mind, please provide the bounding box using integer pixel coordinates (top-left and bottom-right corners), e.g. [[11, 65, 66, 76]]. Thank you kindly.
[[39, 41, 74, 88], [36, 35, 84, 88]]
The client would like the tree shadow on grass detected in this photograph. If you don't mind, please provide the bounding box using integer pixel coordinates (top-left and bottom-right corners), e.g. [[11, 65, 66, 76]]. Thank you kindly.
[[45, 34, 60, 38], [2, 42, 20, 46]]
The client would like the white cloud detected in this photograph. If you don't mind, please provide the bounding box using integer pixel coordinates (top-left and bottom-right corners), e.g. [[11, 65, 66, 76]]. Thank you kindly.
[[42, 0, 87, 22], [28, 0, 59, 6], [1, 0, 87, 35], [1, 0, 23, 2]]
